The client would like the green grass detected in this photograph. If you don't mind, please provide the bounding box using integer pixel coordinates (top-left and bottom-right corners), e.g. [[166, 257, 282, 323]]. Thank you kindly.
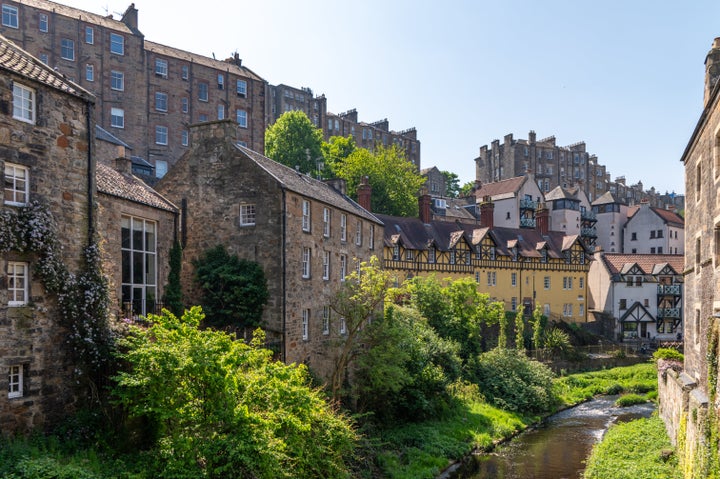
[[583, 415, 681, 479], [554, 362, 658, 406], [615, 393, 648, 407]]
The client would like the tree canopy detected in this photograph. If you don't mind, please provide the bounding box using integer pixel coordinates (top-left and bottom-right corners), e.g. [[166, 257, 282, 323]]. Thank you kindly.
[[440, 170, 461, 198], [334, 144, 426, 216], [321, 135, 356, 177], [264, 111, 324, 175]]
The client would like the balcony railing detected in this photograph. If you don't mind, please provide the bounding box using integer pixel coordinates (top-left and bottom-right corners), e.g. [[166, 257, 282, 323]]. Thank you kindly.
[[657, 307, 681, 319], [581, 210, 597, 221], [581, 227, 597, 237], [658, 284, 681, 295], [519, 198, 537, 210], [520, 217, 536, 228]]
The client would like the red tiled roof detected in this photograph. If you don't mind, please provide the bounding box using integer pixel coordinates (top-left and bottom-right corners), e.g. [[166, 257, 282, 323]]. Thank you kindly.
[[599, 253, 684, 276]]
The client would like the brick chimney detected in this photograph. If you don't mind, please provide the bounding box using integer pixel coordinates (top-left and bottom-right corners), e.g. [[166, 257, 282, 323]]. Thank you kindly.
[[479, 195, 494, 228], [536, 204, 549, 235], [419, 194, 432, 224], [357, 176, 371, 211], [706, 38, 720, 108]]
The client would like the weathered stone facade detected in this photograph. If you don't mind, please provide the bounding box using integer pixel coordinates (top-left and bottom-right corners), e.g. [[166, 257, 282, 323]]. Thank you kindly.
[[0, 36, 94, 433], [0, 1, 266, 178], [156, 120, 383, 379]]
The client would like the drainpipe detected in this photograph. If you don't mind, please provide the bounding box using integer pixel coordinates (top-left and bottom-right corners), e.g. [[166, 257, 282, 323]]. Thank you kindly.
[[281, 187, 287, 362], [85, 100, 94, 245]]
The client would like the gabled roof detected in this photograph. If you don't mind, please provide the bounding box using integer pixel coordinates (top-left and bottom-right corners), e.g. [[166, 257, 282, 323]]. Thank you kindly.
[[545, 185, 580, 201], [474, 176, 526, 200], [619, 302, 655, 323], [599, 253, 684, 276], [0, 34, 92, 100], [591, 191, 625, 206], [95, 125, 131, 148], [627, 205, 684, 227], [96, 163, 177, 213], [236, 145, 382, 225]]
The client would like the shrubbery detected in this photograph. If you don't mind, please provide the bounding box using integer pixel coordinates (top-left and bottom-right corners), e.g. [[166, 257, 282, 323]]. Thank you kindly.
[[467, 348, 556, 414]]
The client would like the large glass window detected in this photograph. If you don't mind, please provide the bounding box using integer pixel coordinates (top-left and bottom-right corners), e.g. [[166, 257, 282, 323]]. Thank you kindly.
[[236, 109, 247, 128], [155, 59, 168, 78], [4, 163, 28, 206], [155, 92, 168, 111], [198, 82, 208, 101], [85, 26, 94, 44], [236, 79, 247, 97], [121, 216, 157, 316], [155, 126, 168, 145]]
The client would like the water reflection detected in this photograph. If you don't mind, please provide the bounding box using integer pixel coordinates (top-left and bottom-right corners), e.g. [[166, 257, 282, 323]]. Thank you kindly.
[[456, 396, 655, 479]]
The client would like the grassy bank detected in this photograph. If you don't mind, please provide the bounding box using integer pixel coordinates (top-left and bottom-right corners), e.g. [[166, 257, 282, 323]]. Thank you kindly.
[[583, 415, 680, 479]]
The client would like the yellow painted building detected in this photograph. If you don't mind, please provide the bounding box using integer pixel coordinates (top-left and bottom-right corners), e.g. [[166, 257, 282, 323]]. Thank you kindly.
[[375, 207, 593, 323]]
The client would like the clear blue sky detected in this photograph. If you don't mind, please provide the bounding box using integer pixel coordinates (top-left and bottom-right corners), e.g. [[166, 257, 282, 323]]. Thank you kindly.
[[65, 0, 720, 194]]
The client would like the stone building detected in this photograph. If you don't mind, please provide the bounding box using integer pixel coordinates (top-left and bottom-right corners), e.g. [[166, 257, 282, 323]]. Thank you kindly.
[[658, 37, 720, 477], [475, 130, 678, 207], [0, 34, 95, 433], [0, 0, 266, 179], [377, 197, 593, 322], [588, 253, 683, 342], [266, 83, 327, 130], [155, 119, 383, 379]]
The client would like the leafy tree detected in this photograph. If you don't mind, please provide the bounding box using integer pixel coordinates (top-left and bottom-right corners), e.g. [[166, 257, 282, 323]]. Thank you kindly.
[[531, 305, 546, 350], [264, 111, 324, 175], [459, 181, 477, 198], [513, 312, 525, 350], [194, 245, 268, 332], [321, 135, 356, 177], [440, 170, 460, 198], [162, 240, 183, 316], [326, 256, 391, 402], [334, 145, 426, 216], [113, 307, 356, 479], [467, 347, 556, 414], [354, 305, 462, 422]]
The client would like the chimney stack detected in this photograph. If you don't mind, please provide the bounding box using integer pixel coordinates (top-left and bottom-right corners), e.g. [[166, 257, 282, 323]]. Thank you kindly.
[[479, 195, 494, 229], [325, 178, 347, 195], [419, 194, 432, 224], [357, 176, 371, 211], [536, 204, 549, 235], [706, 38, 720, 108]]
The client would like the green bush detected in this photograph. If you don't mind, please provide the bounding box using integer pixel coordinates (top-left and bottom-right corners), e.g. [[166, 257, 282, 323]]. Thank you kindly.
[[467, 348, 556, 414], [652, 348, 684, 362], [615, 394, 647, 407]]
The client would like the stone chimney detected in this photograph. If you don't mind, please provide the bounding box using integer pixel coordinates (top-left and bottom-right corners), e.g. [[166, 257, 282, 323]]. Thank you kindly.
[[357, 176, 371, 211], [706, 38, 720, 108], [325, 178, 347, 195], [536, 204, 549, 235], [419, 194, 432, 224], [528, 130, 536, 144], [479, 195, 494, 229], [120, 3, 139, 32], [114, 155, 132, 174]]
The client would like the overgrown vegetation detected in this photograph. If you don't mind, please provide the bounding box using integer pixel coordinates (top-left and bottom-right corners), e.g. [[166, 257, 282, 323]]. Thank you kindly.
[[554, 363, 658, 404], [583, 416, 680, 479]]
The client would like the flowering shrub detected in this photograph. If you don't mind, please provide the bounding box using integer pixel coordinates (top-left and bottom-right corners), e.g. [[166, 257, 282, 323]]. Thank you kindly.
[[2, 202, 112, 381]]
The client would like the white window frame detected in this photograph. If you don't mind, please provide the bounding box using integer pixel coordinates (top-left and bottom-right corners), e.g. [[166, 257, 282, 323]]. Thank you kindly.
[[302, 309, 310, 341], [355, 220, 362, 246], [12, 83, 35, 124], [7, 261, 28, 306], [322, 250, 330, 280], [369, 224, 375, 250], [511, 272, 517, 287], [323, 208, 330, 237], [121, 216, 157, 316], [60, 38, 75, 60], [181, 130, 189, 147], [239, 204, 256, 226], [110, 70, 124, 91], [2, 4, 18, 28], [110, 107, 124, 128], [340, 214, 347, 241], [181, 65, 189, 80], [181, 97, 189, 113], [155, 59, 168, 78], [39, 13, 48, 32], [237, 79, 247, 97], [340, 317, 347, 335], [4, 163, 29, 206], [340, 254, 347, 281], [302, 247, 311, 278], [85, 64, 94, 82], [322, 306, 330, 335], [110, 33, 124, 55], [155, 92, 168, 112], [302, 200, 311, 232], [85, 26, 94, 44], [217, 74, 224, 89], [217, 104, 225, 120], [155, 125, 168, 145], [236, 109, 247, 128], [8, 365, 23, 399], [198, 82, 208, 102]]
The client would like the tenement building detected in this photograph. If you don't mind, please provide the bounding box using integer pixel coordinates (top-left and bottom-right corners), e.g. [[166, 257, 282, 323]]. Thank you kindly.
[[659, 37, 720, 478], [0, 0, 266, 179], [156, 120, 383, 380], [0, 34, 95, 433], [475, 130, 677, 207]]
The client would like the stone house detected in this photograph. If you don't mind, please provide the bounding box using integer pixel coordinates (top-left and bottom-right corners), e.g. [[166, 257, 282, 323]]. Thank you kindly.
[[473, 173, 544, 230], [377, 197, 593, 322], [156, 119, 383, 379], [588, 253, 683, 342], [0, 1, 266, 179], [623, 201, 685, 255], [0, 34, 95, 433]]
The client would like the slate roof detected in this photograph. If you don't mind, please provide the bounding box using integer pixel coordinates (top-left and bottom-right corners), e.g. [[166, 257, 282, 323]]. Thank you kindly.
[[236, 145, 383, 225], [95, 125, 131, 148], [545, 185, 579, 201], [145, 41, 264, 82], [474, 176, 526, 199], [375, 213, 587, 260], [15, 0, 134, 32], [592, 191, 625, 206], [96, 163, 177, 213], [599, 253, 684, 277], [0, 34, 92, 100]]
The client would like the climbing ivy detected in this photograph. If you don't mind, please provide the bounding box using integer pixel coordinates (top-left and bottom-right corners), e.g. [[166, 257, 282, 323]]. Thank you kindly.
[[1, 201, 112, 383]]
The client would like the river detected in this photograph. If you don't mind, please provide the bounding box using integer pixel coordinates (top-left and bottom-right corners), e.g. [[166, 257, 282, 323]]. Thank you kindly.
[[452, 396, 655, 479]]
